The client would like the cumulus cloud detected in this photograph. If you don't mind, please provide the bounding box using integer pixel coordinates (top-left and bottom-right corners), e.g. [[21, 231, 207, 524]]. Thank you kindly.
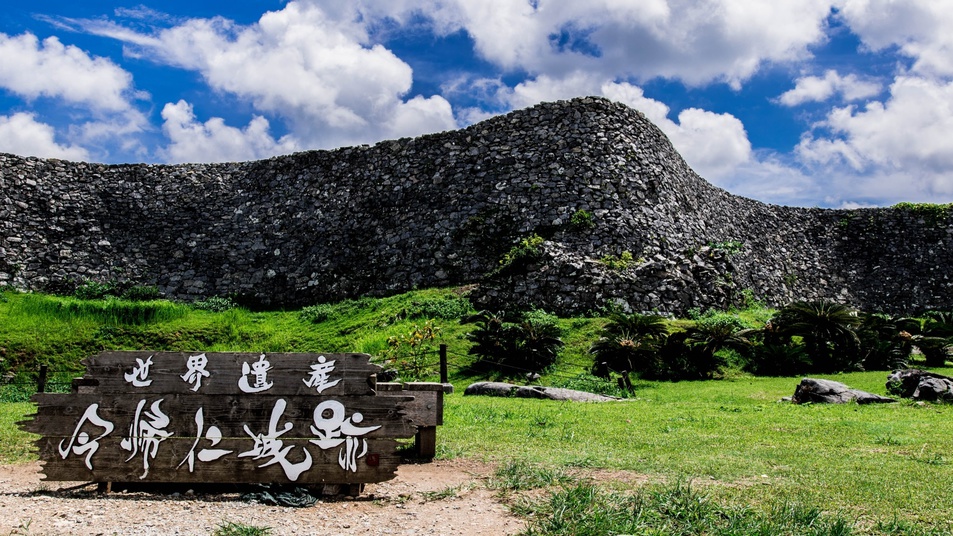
[[79, 2, 457, 151], [797, 76, 953, 201], [330, 0, 834, 88], [0, 31, 151, 160], [160, 100, 299, 163], [837, 0, 953, 78], [0, 113, 89, 161], [779, 70, 882, 106], [0, 32, 141, 113]]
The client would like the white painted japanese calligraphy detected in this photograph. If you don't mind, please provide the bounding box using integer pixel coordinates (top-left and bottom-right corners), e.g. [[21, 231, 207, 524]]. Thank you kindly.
[[238, 354, 274, 393], [120, 399, 173, 479], [309, 400, 380, 472], [239, 398, 313, 481], [123, 355, 154, 387], [57, 403, 114, 470], [302, 355, 341, 393], [177, 407, 233, 472], [180, 353, 210, 391]]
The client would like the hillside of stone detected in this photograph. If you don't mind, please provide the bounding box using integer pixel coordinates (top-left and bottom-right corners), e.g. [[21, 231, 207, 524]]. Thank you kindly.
[[1, 97, 950, 314]]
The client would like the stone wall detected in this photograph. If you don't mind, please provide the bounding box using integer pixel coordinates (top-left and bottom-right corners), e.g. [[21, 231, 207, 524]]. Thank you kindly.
[[1, 97, 950, 314]]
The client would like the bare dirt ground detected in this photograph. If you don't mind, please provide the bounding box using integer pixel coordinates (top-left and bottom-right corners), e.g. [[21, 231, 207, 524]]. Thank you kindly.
[[0, 460, 525, 536]]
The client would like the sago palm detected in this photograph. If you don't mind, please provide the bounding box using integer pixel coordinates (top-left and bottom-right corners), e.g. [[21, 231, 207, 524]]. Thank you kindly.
[[590, 312, 668, 376], [773, 300, 862, 372], [916, 311, 953, 367]]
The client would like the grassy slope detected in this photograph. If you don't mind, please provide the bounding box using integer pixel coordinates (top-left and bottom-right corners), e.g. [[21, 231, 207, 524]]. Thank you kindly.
[[1, 288, 952, 531]]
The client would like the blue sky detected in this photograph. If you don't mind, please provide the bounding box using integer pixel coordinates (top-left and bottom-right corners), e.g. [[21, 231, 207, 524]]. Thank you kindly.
[[2, 1, 952, 208]]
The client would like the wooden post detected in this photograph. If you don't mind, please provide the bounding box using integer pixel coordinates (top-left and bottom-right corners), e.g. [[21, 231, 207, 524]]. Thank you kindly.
[[439, 344, 448, 384], [37, 365, 48, 394], [415, 427, 437, 459]]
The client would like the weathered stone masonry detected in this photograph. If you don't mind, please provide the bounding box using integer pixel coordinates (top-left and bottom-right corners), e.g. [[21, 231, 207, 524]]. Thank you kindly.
[[1, 97, 951, 315]]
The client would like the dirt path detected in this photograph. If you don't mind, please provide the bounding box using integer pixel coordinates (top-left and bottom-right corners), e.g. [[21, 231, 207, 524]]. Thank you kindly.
[[0, 461, 524, 535]]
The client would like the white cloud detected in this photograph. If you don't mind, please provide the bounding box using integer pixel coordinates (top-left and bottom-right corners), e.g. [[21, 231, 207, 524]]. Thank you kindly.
[[160, 100, 299, 163], [336, 0, 834, 88], [0, 32, 141, 113], [81, 2, 457, 152], [664, 108, 752, 180], [837, 0, 953, 78], [0, 113, 89, 161], [797, 76, 953, 201], [0, 31, 150, 161], [716, 155, 823, 206], [779, 70, 882, 106]]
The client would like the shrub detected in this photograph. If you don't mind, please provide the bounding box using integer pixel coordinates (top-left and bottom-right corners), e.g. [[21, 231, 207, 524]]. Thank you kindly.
[[192, 296, 237, 312], [857, 313, 918, 370], [598, 251, 635, 271], [745, 342, 811, 376], [464, 309, 564, 374], [590, 312, 668, 387], [892, 202, 953, 223], [569, 209, 595, 230], [382, 320, 441, 381], [498, 234, 545, 271], [299, 303, 337, 323], [519, 309, 565, 372], [768, 300, 863, 373], [120, 285, 161, 301], [405, 296, 473, 320], [917, 311, 953, 367], [659, 315, 756, 380], [74, 279, 117, 300]]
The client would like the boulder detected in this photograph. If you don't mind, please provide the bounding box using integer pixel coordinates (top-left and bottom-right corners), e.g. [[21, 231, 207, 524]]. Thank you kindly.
[[464, 382, 520, 397], [886, 369, 953, 398], [792, 378, 895, 404], [911, 377, 953, 402], [463, 381, 619, 402]]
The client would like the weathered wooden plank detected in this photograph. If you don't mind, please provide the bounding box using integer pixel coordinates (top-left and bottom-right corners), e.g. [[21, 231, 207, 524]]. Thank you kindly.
[[24, 394, 415, 441], [403, 382, 455, 394], [34, 436, 404, 484], [23, 393, 415, 484], [79, 352, 380, 396], [379, 390, 440, 427]]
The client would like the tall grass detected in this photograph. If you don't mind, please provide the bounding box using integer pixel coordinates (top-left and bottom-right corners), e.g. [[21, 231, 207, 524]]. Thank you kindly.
[[13, 294, 188, 325]]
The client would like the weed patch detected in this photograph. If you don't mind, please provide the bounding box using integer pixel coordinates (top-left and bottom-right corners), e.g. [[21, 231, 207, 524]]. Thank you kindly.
[[213, 520, 272, 536]]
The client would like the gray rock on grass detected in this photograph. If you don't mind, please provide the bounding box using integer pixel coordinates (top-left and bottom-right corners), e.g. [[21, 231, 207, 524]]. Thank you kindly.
[[464, 381, 619, 402], [791, 378, 895, 404], [886, 369, 953, 401]]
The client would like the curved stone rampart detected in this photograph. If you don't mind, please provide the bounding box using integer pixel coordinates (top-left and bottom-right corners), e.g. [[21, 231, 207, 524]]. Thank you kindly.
[[1, 97, 950, 314]]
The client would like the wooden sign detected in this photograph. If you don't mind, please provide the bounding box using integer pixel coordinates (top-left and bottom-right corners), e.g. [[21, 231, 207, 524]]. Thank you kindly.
[[20, 352, 416, 486]]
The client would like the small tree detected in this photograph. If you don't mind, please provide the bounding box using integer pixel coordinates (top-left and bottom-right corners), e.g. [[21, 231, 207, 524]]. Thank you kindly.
[[383, 320, 440, 381]]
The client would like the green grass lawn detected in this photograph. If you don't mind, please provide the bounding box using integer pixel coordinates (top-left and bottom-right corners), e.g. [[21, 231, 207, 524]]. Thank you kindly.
[[441, 370, 953, 529]]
